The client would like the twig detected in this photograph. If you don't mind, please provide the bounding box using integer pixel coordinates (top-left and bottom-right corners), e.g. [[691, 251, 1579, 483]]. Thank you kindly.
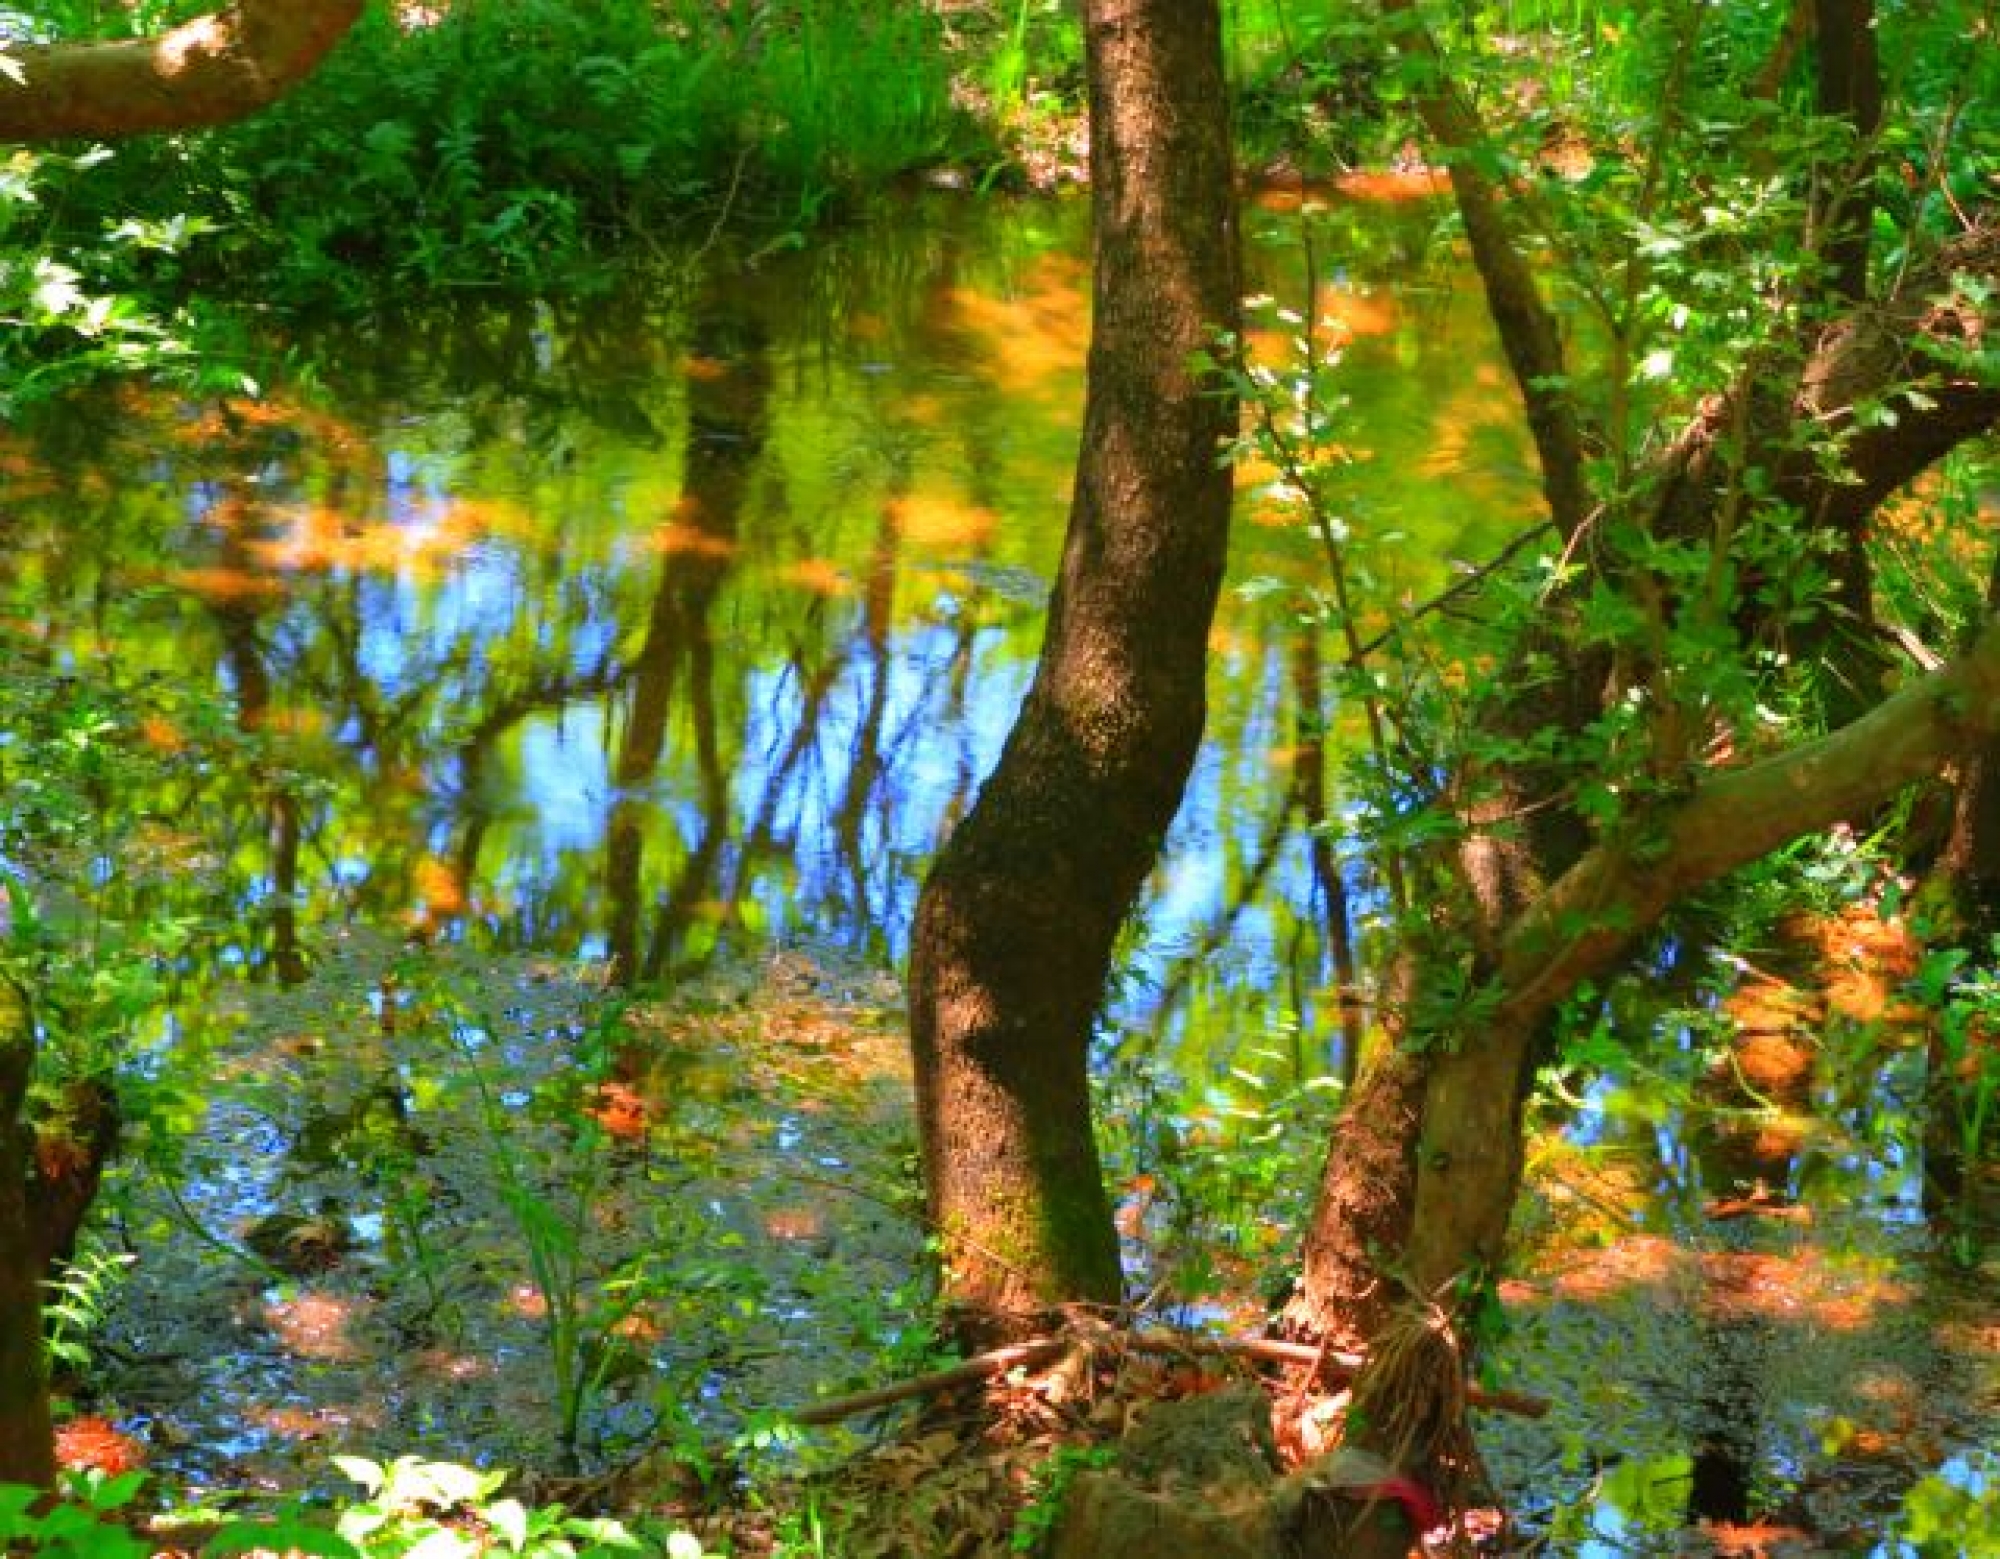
[[789, 1339, 1068, 1426], [1345, 519, 1559, 667], [786, 1325, 1550, 1426]]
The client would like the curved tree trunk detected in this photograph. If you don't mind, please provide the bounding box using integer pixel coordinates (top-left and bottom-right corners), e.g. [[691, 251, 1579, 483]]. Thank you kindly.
[[0, 0, 362, 141], [0, 980, 54, 1489], [907, 0, 1240, 1343]]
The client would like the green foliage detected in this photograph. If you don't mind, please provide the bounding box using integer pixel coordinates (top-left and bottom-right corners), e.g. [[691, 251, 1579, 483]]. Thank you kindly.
[[42, 1238, 136, 1375], [1908, 941, 2000, 1230], [1532, 1449, 1693, 1548], [0, 147, 238, 413], [2, 1461, 723, 1559], [1888, 1457, 2000, 1558], [0, 662, 234, 1086], [1098, 1031, 1343, 1304], [751, 1, 962, 206], [37, 0, 978, 312], [0, 1470, 149, 1559]]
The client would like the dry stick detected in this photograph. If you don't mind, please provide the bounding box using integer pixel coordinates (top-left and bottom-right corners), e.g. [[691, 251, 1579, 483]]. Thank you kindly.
[[789, 1339, 1070, 1426], [788, 1329, 1549, 1427]]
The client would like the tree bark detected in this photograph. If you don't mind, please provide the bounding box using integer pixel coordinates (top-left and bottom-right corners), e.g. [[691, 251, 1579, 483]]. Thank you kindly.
[[907, 0, 1239, 1342], [0, 0, 362, 141], [1811, 0, 1882, 305], [0, 979, 55, 1489]]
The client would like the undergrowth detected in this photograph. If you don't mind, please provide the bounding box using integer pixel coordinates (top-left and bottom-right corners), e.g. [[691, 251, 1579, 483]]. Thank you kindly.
[[34, 0, 982, 313]]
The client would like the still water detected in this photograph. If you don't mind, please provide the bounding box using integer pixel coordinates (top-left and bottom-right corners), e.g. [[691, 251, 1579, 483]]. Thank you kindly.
[[3, 189, 1525, 1069]]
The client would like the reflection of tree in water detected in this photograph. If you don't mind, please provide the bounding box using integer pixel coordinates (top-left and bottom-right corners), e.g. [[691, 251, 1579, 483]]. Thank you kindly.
[[608, 292, 771, 985], [1506, 929, 1988, 1546]]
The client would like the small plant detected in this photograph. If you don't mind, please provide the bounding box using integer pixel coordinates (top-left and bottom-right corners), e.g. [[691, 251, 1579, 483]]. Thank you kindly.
[[1908, 941, 2000, 1247], [43, 1239, 137, 1375], [320, 1455, 649, 1559]]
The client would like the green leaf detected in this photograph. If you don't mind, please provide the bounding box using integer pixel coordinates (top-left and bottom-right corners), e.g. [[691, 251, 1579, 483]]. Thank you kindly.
[[203, 1518, 362, 1558], [86, 1469, 149, 1511], [0, 1483, 39, 1536]]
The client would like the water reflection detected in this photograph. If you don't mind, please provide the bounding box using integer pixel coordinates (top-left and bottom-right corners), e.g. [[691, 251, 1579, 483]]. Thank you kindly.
[[1, 191, 1527, 1081]]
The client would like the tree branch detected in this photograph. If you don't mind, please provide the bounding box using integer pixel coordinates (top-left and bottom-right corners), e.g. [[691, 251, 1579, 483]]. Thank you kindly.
[[1499, 612, 2000, 1021], [1376, 0, 1591, 538], [1654, 213, 2000, 543], [0, 0, 363, 141]]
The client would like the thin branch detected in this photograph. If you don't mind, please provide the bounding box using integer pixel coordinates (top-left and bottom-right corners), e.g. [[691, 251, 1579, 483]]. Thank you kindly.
[[1345, 519, 1559, 666]]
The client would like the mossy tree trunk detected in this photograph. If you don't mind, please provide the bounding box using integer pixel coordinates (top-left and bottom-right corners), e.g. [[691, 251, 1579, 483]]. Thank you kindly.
[[907, 0, 1240, 1342]]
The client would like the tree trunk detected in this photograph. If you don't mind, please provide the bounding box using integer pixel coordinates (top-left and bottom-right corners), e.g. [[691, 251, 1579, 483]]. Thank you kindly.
[[907, 0, 1240, 1342], [0, 0, 362, 141], [0, 979, 55, 1489], [1811, 0, 1882, 306]]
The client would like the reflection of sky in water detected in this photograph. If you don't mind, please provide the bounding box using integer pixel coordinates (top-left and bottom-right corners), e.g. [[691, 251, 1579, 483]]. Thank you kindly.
[[28, 195, 1529, 1077], [517, 706, 612, 856]]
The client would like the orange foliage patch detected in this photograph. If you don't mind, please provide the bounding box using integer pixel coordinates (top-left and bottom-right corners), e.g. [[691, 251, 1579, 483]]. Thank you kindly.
[[55, 1416, 145, 1476], [246, 1401, 381, 1440], [887, 492, 999, 552], [157, 565, 286, 607], [612, 1311, 664, 1346], [413, 1348, 496, 1382], [1728, 1029, 1817, 1097], [1785, 906, 1925, 1027], [1315, 286, 1400, 342], [1528, 1236, 1910, 1331], [782, 558, 853, 598], [249, 499, 487, 581], [652, 503, 739, 560], [1723, 979, 1820, 1038], [1705, 1521, 1817, 1557], [411, 855, 468, 918], [764, 1206, 827, 1243], [1332, 167, 1452, 202], [945, 253, 1090, 399], [0, 446, 56, 500], [256, 705, 331, 740], [508, 1282, 549, 1320], [589, 1080, 650, 1140], [137, 713, 186, 754]]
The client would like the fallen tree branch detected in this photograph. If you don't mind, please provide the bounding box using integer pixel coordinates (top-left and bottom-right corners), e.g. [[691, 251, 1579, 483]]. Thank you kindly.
[[787, 1325, 1549, 1426]]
